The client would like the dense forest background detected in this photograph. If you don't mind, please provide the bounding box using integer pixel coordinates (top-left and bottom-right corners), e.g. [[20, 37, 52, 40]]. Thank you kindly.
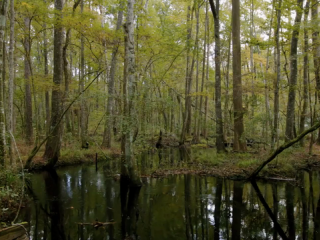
[[0, 0, 319, 168]]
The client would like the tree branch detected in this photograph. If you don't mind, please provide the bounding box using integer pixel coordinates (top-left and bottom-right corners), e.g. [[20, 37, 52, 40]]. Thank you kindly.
[[208, 0, 217, 20], [248, 120, 320, 180], [24, 69, 105, 169]]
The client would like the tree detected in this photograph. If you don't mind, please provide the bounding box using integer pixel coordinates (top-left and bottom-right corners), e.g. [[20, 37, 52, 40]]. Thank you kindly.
[[43, 0, 64, 168], [102, 2, 123, 148], [232, 0, 246, 151], [209, 0, 226, 153], [271, 0, 282, 150], [8, 0, 14, 164], [285, 0, 303, 141], [0, 0, 9, 166], [80, 0, 87, 148], [24, 16, 33, 145], [121, 0, 141, 186]]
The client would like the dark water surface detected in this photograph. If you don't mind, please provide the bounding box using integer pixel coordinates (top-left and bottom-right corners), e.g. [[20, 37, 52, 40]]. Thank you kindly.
[[20, 151, 320, 239]]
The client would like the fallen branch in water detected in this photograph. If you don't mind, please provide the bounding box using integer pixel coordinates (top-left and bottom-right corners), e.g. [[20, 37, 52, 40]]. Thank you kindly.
[[248, 120, 320, 180]]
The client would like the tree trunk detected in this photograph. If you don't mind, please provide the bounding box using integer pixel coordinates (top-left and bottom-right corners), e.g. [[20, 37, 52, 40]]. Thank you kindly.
[[43, 0, 63, 168], [285, 0, 303, 141], [80, 0, 87, 148], [192, 2, 200, 143], [24, 17, 33, 145], [180, 5, 193, 144], [121, 0, 141, 186], [299, 0, 310, 146], [311, 0, 320, 144], [198, 1, 208, 141], [272, 0, 282, 150], [209, 0, 226, 152], [0, 0, 8, 166], [102, 5, 123, 148], [43, 4, 50, 135], [63, 0, 80, 134], [8, 0, 14, 164], [232, 0, 246, 151]]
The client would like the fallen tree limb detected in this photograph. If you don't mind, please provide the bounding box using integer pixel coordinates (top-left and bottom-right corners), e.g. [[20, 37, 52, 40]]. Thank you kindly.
[[24, 69, 105, 169], [248, 120, 320, 180]]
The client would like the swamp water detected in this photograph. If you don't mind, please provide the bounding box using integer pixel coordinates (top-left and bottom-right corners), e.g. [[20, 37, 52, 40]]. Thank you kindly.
[[20, 149, 320, 239]]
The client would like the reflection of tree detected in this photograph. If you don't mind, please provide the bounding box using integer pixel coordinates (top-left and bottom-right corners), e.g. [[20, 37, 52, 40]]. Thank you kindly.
[[231, 181, 243, 240], [251, 181, 288, 240], [120, 175, 141, 239], [285, 184, 295, 239], [214, 178, 222, 240], [314, 173, 320, 240], [43, 170, 66, 240], [299, 172, 308, 240], [184, 174, 193, 240], [272, 184, 278, 240]]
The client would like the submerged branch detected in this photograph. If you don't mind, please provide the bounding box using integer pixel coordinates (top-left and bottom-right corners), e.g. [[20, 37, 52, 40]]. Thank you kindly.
[[248, 120, 320, 180]]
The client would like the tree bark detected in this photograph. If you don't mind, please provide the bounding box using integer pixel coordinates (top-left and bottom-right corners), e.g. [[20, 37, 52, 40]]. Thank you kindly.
[[24, 17, 33, 145], [209, 0, 226, 152], [102, 5, 123, 148], [43, 1, 50, 135], [8, 0, 14, 164], [0, 0, 8, 166], [285, 0, 303, 141], [232, 0, 246, 151], [299, 0, 310, 146], [121, 0, 141, 186], [43, 0, 64, 168], [80, 0, 87, 148], [180, 5, 193, 144], [271, 0, 282, 150], [63, 0, 80, 134]]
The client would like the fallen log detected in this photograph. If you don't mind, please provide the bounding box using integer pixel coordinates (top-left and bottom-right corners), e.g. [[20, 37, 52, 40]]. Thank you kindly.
[[0, 222, 28, 240], [248, 120, 320, 180]]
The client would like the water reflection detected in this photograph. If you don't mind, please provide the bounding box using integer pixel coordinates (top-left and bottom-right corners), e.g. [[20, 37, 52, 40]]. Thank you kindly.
[[22, 159, 320, 239]]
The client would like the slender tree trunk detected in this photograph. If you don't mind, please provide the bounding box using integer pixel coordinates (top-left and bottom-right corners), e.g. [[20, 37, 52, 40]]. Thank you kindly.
[[311, 0, 320, 144], [8, 0, 14, 164], [198, 1, 208, 141], [192, 2, 200, 143], [80, 0, 87, 148], [43, 7, 50, 135], [272, 0, 282, 150], [202, 15, 210, 139], [209, 0, 226, 152], [102, 5, 123, 148], [24, 17, 33, 145], [285, 0, 303, 141], [43, 0, 64, 168], [63, 0, 80, 134], [232, 0, 246, 151], [0, 0, 8, 166], [300, 0, 310, 146], [121, 0, 141, 186], [180, 6, 192, 144], [264, 0, 274, 147], [224, 32, 232, 140]]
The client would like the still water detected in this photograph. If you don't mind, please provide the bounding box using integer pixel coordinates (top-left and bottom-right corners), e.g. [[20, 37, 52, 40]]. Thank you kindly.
[[20, 150, 320, 240]]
